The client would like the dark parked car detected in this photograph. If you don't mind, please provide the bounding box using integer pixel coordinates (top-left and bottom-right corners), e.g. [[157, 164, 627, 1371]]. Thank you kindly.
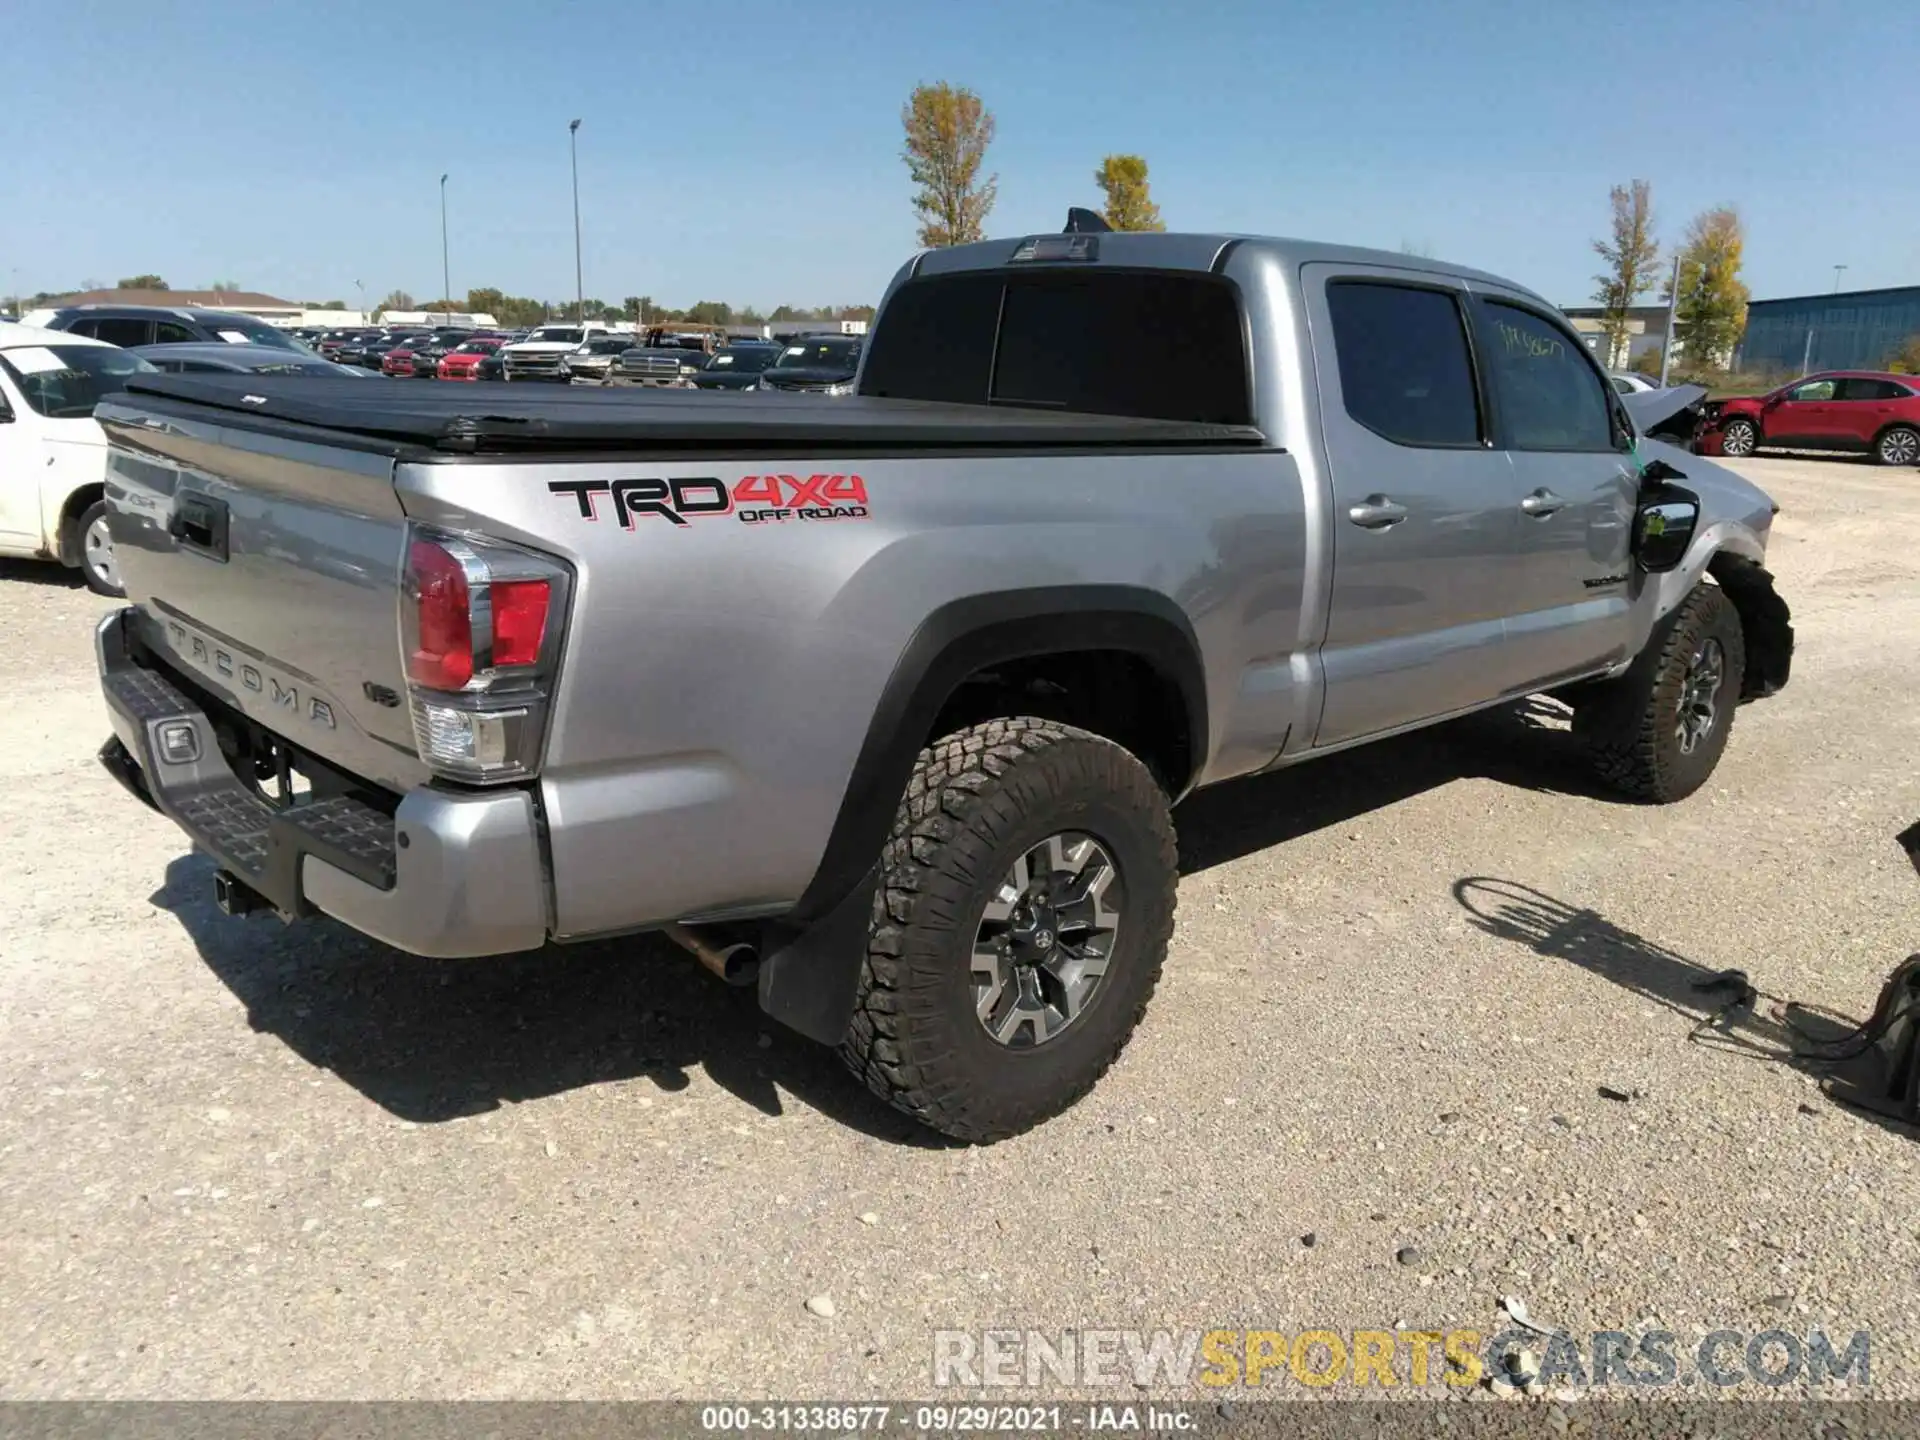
[[757, 335, 863, 393], [691, 345, 779, 391], [314, 327, 378, 359], [35, 304, 307, 352], [349, 332, 431, 370], [131, 342, 368, 377]]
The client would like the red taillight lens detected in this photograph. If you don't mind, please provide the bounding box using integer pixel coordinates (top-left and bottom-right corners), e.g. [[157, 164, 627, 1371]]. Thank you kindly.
[[490, 579, 551, 667], [407, 539, 473, 688]]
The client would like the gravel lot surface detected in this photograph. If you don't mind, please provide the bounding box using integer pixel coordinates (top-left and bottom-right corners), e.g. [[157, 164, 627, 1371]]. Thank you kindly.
[[2, 455, 1917, 1404]]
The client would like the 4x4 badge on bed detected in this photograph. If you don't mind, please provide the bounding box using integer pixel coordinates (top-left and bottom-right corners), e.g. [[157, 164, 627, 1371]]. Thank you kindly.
[[548, 474, 869, 529]]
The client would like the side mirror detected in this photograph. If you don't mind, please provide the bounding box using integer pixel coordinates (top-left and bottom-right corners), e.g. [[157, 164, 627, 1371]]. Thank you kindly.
[[1634, 482, 1700, 573]]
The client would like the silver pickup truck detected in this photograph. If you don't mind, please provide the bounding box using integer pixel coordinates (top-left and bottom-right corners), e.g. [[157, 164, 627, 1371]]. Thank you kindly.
[[91, 223, 1792, 1142]]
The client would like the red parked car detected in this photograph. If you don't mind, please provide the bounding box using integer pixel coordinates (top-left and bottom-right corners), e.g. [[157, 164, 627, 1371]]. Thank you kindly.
[[436, 336, 506, 381], [1696, 371, 1920, 467], [381, 339, 430, 377]]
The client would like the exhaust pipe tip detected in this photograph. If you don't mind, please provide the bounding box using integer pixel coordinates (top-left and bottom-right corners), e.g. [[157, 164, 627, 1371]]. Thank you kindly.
[[665, 924, 760, 988]]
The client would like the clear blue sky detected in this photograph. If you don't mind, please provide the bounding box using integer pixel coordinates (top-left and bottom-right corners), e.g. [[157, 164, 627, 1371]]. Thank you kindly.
[[5, 0, 1916, 311]]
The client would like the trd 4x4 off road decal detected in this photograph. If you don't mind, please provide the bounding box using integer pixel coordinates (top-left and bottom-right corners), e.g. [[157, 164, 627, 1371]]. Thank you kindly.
[[549, 474, 869, 529]]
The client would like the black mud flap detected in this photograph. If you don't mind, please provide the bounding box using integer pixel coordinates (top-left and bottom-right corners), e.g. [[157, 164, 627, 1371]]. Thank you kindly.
[[755, 863, 878, 1046]]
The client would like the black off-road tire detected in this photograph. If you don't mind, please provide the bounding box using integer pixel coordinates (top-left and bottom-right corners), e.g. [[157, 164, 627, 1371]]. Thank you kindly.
[[1574, 583, 1746, 803], [840, 718, 1177, 1143]]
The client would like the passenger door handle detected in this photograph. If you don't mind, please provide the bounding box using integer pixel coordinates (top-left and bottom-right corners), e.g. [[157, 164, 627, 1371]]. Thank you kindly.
[[1519, 488, 1566, 518], [1347, 495, 1408, 530]]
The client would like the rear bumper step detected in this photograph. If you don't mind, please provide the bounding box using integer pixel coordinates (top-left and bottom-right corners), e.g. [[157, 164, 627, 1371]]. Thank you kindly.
[[96, 609, 550, 958]]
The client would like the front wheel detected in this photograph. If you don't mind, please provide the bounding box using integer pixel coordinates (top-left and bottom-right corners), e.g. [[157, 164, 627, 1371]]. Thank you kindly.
[[1574, 583, 1746, 803], [1719, 417, 1759, 458], [1877, 426, 1919, 467], [75, 500, 124, 597], [841, 718, 1177, 1143]]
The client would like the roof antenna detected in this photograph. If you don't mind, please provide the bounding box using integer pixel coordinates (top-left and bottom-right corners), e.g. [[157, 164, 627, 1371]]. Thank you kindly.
[[1064, 207, 1112, 235]]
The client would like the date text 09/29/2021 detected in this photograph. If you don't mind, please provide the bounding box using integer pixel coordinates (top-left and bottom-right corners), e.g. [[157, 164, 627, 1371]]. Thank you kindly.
[[699, 1405, 1193, 1432]]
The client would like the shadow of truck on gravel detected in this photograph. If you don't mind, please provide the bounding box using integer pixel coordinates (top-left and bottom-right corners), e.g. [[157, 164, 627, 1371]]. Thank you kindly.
[[148, 699, 1614, 1142]]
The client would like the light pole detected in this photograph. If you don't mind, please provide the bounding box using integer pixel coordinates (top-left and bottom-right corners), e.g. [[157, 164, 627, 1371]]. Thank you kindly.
[[1657, 253, 1681, 389], [440, 174, 452, 320], [568, 119, 584, 323], [1800, 264, 1847, 376], [354, 279, 365, 323]]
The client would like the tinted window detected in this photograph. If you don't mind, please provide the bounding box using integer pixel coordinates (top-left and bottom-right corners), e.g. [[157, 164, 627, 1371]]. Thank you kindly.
[[1325, 282, 1480, 447], [859, 272, 1003, 404], [1786, 378, 1836, 402], [862, 270, 1250, 424], [152, 321, 197, 344], [1477, 300, 1613, 451], [992, 273, 1248, 423], [1837, 377, 1904, 401], [77, 317, 152, 348]]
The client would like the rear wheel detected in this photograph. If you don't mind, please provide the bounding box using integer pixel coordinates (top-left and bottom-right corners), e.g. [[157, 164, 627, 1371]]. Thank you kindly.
[[76, 500, 124, 597], [841, 718, 1177, 1143], [1719, 417, 1759, 458], [1877, 425, 1919, 467]]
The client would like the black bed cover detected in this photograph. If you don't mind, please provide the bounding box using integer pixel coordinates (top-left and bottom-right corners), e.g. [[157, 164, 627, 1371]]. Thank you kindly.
[[105, 374, 1267, 454]]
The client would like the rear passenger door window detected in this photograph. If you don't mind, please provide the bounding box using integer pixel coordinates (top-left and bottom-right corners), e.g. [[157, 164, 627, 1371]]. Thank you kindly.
[[75, 317, 153, 348], [1324, 282, 1482, 446], [152, 321, 197, 344], [1474, 300, 1616, 452]]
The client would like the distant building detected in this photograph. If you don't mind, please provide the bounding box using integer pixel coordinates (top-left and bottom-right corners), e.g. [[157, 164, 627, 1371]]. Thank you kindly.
[[1561, 303, 1684, 370], [1737, 285, 1920, 374]]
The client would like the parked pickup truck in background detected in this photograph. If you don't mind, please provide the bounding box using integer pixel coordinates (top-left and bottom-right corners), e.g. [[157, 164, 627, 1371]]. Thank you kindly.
[[90, 220, 1793, 1142], [499, 323, 616, 381]]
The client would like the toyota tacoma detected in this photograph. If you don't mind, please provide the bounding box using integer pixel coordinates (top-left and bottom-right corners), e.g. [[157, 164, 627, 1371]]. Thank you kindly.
[[90, 220, 1793, 1142]]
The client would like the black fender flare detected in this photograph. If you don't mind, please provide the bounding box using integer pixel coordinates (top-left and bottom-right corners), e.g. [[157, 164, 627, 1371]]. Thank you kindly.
[[756, 584, 1207, 1044]]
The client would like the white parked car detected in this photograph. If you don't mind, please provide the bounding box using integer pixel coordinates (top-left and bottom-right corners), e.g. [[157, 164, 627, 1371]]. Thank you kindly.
[[0, 325, 157, 595], [1609, 371, 1664, 396]]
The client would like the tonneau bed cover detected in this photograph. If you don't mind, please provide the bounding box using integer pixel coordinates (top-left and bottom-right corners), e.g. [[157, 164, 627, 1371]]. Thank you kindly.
[[105, 374, 1268, 455]]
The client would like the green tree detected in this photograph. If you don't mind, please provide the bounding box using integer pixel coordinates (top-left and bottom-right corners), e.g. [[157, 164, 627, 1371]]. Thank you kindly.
[[207, 279, 243, 292], [380, 289, 415, 311], [1884, 334, 1920, 374], [624, 295, 648, 324], [736, 304, 766, 326], [901, 82, 997, 247], [1631, 345, 1664, 378], [117, 274, 168, 290], [466, 287, 505, 316], [685, 300, 734, 326], [1093, 154, 1164, 232], [1591, 180, 1660, 370], [1670, 206, 1749, 369]]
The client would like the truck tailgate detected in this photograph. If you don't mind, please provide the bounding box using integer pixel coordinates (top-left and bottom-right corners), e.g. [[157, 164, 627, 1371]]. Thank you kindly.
[[97, 401, 428, 793]]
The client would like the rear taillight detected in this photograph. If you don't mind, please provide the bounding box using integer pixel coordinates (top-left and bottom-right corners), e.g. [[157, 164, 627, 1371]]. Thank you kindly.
[[400, 529, 569, 784]]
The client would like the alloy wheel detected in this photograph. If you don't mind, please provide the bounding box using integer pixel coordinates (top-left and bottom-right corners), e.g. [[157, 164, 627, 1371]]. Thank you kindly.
[[1676, 637, 1725, 756], [1880, 428, 1919, 467], [971, 832, 1124, 1048], [1721, 421, 1757, 457]]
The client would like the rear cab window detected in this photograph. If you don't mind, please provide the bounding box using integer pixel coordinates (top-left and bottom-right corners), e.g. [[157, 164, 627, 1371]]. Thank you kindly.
[[861, 269, 1251, 425]]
